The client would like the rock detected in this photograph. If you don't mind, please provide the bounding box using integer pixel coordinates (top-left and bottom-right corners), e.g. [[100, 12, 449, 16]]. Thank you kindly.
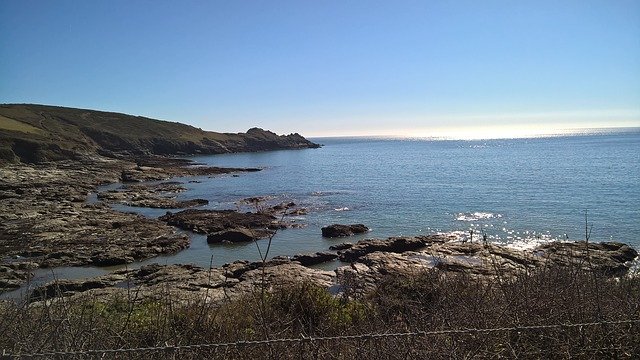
[[30, 278, 118, 301], [321, 224, 369, 238], [207, 228, 270, 243], [291, 252, 339, 266], [90, 254, 135, 266], [159, 209, 284, 235], [534, 241, 638, 276], [236, 197, 307, 217], [0, 264, 34, 292], [338, 235, 448, 262], [97, 183, 210, 209], [335, 238, 639, 294], [27, 261, 335, 304], [329, 243, 353, 251]]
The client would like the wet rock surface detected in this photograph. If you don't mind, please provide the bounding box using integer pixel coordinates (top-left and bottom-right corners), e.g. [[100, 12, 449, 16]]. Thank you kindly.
[[321, 224, 369, 238]]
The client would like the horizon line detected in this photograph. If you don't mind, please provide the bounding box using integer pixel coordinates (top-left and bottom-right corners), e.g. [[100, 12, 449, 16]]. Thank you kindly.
[[307, 125, 640, 141]]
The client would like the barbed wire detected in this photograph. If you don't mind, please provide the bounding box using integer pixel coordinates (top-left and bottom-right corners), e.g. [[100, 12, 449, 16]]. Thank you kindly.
[[4, 318, 638, 358]]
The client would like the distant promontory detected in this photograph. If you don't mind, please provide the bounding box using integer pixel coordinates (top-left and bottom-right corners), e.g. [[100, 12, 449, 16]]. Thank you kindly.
[[0, 104, 320, 164]]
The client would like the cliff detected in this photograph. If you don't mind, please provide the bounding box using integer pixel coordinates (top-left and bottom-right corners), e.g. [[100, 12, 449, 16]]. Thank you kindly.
[[0, 104, 319, 163]]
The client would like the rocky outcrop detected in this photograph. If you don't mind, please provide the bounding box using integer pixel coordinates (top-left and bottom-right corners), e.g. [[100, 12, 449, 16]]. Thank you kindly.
[[236, 197, 308, 217], [533, 241, 638, 276], [290, 252, 339, 266], [28, 260, 336, 303], [321, 224, 369, 238], [338, 235, 451, 262], [336, 237, 639, 293], [207, 228, 269, 243], [159, 209, 283, 236]]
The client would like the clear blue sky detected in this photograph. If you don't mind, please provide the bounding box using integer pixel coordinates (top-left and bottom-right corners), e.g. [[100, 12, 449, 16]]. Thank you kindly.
[[1, 0, 639, 137]]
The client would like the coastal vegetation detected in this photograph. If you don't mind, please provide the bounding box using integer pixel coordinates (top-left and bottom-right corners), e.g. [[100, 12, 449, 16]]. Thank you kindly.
[[1, 263, 638, 358]]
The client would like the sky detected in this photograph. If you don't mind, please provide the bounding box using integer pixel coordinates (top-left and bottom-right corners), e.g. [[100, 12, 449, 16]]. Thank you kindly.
[[1, 0, 639, 137]]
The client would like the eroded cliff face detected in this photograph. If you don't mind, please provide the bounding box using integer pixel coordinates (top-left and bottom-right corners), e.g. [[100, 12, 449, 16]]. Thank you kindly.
[[0, 104, 320, 164]]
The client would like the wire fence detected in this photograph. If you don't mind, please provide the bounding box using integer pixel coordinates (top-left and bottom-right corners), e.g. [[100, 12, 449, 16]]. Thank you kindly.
[[3, 318, 639, 359]]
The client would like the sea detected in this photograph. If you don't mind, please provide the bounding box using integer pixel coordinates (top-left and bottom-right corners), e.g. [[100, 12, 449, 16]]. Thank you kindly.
[[3, 128, 640, 297]]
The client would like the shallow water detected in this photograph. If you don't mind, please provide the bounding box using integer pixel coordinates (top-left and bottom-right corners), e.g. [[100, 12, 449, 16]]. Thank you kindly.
[[2, 128, 639, 298]]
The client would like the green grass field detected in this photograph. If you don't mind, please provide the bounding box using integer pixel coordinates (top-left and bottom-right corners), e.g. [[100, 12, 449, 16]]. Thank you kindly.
[[0, 115, 45, 135]]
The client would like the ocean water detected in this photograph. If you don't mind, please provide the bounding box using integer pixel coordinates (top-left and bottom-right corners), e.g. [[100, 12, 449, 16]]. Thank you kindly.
[[120, 128, 640, 268], [4, 128, 639, 297]]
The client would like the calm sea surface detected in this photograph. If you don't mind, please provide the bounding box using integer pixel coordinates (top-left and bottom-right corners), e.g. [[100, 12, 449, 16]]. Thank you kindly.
[[128, 128, 640, 267], [5, 128, 639, 296]]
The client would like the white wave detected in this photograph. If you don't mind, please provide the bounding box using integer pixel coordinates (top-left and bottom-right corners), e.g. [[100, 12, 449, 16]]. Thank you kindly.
[[334, 207, 349, 212]]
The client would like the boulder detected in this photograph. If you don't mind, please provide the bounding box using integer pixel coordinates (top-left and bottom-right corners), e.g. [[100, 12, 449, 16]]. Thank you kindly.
[[321, 224, 369, 238], [207, 228, 268, 243], [291, 252, 339, 266]]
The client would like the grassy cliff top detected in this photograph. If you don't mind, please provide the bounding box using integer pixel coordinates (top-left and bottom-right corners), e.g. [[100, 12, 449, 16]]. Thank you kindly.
[[0, 104, 319, 163]]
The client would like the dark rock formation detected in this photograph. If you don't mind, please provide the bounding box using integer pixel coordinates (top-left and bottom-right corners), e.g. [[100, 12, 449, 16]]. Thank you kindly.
[[338, 235, 448, 262], [159, 209, 282, 235], [291, 252, 339, 266], [207, 228, 270, 243], [321, 224, 369, 238]]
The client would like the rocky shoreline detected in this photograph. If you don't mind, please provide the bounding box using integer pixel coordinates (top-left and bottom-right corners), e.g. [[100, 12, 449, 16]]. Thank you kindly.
[[16, 236, 639, 304], [1, 155, 638, 303], [0, 155, 264, 292]]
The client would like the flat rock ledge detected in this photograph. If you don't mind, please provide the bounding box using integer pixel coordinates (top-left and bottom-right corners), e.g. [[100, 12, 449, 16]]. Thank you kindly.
[[97, 182, 209, 209], [27, 260, 336, 304], [160, 208, 306, 244], [335, 237, 639, 294], [321, 224, 369, 238]]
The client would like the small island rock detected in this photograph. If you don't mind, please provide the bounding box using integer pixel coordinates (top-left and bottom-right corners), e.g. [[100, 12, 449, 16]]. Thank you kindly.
[[321, 224, 369, 238]]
